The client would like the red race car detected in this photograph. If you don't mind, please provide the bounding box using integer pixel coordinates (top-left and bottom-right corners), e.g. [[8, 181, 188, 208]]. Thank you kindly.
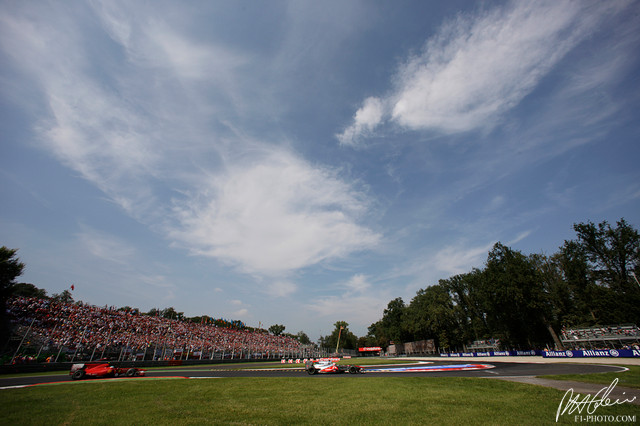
[[305, 359, 364, 375], [70, 363, 146, 380]]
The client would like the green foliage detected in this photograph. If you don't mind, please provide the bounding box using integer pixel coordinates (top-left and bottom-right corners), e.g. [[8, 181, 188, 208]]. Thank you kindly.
[[406, 285, 459, 349], [268, 324, 286, 336], [51, 289, 74, 304], [160, 307, 184, 320], [368, 218, 640, 351], [0, 246, 26, 344], [368, 297, 410, 347], [320, 321, 357, 351], [0, 246, 25, 300], [569, 218, 640, 324], [11, 283, 48, 299], [296, 331, 311, 344]]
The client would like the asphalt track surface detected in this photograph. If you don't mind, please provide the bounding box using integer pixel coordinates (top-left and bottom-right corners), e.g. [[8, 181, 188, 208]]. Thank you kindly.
[[0, 360, 628, 388]]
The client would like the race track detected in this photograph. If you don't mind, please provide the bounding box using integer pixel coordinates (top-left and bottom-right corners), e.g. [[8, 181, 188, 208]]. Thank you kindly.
[[0, 360, 628, 388]]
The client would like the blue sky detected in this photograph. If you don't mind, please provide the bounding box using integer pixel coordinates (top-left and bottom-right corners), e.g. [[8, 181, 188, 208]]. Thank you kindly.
[[1, 1, 639, 341]]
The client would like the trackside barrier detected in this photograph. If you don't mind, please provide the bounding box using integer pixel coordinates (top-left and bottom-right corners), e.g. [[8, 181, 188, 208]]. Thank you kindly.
[[281, 358, 340, 364], [0, 358, 268, 375], [440, 350, 540, 357], [542, 349, 640, 358], [440, 349, 640, 358]]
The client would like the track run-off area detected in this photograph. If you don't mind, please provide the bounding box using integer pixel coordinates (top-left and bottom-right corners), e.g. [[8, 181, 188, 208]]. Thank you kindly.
[[1, 356, 637, 389]]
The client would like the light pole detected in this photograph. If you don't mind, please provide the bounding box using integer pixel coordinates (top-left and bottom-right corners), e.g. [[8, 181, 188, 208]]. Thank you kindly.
[[631, 271, 640, 290], [335, 326, 344, 354]]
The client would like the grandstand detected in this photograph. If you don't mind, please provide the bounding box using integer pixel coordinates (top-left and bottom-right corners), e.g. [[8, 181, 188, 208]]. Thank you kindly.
[[5, 297, 323, 364], [387, 339, 436, 356], [560, 325, 640, 350], [465, 339, 501, 352]]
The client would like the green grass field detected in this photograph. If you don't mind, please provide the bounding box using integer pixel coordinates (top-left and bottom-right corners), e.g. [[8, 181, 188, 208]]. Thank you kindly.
[[1, 362, 639, 425], [543, 365, 640, 389]]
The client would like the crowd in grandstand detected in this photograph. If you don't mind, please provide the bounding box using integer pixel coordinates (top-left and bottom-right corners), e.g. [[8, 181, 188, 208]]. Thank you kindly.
[[466, 339, 501, 350], [560, 325, 640, 350], [7, 297, 302, 362], [561, 325, 640, 340]]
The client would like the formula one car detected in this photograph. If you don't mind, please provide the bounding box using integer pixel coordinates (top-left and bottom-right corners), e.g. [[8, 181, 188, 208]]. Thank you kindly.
[[305, 359, 364, 375], [70, 363, 146, 380]]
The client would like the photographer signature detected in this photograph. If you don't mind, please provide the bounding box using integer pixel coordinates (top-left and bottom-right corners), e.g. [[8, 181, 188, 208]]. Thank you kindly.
[[556, 378, 636, 422]]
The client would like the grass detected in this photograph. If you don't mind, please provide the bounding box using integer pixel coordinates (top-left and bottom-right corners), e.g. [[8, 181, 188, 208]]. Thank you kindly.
[[2, 376, 638, 425], [542, 365, 640, 389], [2, 361, 639, 424]]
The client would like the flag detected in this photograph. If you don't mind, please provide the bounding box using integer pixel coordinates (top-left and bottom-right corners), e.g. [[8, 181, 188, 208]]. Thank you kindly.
[[70, 284, 75, 291]]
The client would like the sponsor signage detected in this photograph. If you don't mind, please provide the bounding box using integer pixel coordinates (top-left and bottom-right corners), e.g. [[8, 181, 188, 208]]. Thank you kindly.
[[543, 349, 640, 358], [441, 350, 544, 357], [441, 349, 639, 358], [358, 347, 382, 352]]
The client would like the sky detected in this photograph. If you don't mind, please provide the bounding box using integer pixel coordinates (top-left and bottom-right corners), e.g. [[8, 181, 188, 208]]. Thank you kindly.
[[1, 1, 639, 341]]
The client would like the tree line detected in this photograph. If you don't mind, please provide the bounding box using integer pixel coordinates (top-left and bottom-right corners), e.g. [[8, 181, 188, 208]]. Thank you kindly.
[[365, 219, 640, 351], [3, 218, 639, 353]]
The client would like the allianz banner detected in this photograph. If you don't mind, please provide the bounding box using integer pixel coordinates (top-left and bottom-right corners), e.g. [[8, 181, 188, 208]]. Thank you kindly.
[[543, 349, 640, 358]]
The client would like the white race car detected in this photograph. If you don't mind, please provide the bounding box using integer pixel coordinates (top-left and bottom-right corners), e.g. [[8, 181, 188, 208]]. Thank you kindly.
[[305, 359, 364, 375]]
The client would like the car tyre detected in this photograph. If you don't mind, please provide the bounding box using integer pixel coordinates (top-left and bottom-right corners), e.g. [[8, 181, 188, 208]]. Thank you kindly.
[[307, 367, 316, 375], [72, 370, 86, 380], [126, 368, 137, 377], [349, 366, 358, 374]]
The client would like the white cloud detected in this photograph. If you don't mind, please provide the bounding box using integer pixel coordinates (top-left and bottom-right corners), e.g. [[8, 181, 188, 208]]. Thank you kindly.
[[67, 227, 177, 306], [339, 0, 624, 141], [76, 226, 137, 265], [507, 230, 532, 246], [305, 288, 387, 336], [301, 273, 383, 335], [233, 308, 249, 317], [337, 97, 384, 146], [268, 280, 298, 298], [1, 3, 381, 280], [169, 150, 380, 274], [431, 241, 495, 277], [343, 273, 371, 294], [484, 195, 506, 213], [92, 2, 248, 83]]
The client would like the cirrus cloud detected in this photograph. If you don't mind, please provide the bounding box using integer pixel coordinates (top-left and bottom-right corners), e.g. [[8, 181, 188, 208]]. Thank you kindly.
[[338, 0, 626, 144]]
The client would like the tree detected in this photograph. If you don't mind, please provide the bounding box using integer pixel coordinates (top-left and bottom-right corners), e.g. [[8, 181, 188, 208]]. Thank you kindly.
[[440, 270, 490, 346], [269, 324, 286, 336], [373, 297, 410, 345], [51, 289, 74, 304], [322, 321, 357, 352], [555, 240, 600, 324], [11, 283, 47, 299], [161, 307, 184, 320], [1, 247, 25, 344], [406, 284, 461, 350], [572, 219, 640, 293], [367, 218, 640, 352], [145, 308, 161, 317], [296, 331, 311, 344], [562, 218, 640, 324], [481, 243, 550, 348]]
